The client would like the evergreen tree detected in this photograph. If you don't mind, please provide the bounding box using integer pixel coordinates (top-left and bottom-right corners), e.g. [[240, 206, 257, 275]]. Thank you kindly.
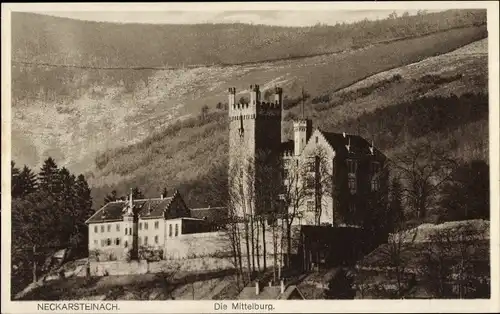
[[11, 161, 22, 198], [18, 165, 37, 197], [72, 174, 93, 248], [75, 174, 93, 218], [38, 157, 61, 195]]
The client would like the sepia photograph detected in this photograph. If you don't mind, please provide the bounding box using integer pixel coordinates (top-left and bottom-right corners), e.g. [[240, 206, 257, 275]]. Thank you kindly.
[[1, 2, 499, 313]]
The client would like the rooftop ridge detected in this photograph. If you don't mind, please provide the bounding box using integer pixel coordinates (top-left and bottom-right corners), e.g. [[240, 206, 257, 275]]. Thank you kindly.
[[190, 206, 226, 210]]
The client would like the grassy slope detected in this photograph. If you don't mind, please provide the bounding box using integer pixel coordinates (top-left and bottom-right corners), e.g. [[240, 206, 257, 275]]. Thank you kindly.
[[88, 37, 488, 209], [11, 11, 486, 173], [12, 10, 485, 67]]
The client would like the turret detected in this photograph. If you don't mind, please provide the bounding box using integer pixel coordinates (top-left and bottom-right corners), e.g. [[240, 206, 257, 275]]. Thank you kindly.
[[274, 87, 283, 106], [228, 87, 236, 107], [250, 84, 261, 105], [293, 119, 312, 156]]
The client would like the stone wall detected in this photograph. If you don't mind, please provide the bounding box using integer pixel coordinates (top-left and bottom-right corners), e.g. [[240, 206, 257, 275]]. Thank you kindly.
[[88, 255, 280, 277]]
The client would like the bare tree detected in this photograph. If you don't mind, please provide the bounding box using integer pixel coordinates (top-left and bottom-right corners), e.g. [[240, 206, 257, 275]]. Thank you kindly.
[[280, 154, 311, 267], [422, 222, 489, 298], [378, 226, 418, 298], [390, 142, 457, 220]]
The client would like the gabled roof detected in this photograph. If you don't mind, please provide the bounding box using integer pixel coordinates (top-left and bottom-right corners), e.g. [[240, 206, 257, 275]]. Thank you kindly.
[[189, 206, 228, 224], [85, 192, 183, 224], [318, 130, 380, 157]]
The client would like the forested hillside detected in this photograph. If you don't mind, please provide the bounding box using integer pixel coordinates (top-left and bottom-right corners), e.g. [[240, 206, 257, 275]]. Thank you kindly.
[[12, 15, 487, 173], [88, 38, 488, 210]]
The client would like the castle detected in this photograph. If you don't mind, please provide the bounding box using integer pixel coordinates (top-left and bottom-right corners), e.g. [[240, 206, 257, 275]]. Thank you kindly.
[[228, 84, 388, 226], [85, 84, 387, 265]]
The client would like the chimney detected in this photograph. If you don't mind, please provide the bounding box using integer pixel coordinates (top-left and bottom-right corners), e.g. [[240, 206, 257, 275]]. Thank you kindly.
[[280, 279, 285, 294], [255, 281, 260, 295]]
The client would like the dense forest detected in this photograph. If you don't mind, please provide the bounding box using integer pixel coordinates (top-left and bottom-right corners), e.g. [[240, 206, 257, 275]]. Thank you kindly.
[[11, 159, 94, 296]]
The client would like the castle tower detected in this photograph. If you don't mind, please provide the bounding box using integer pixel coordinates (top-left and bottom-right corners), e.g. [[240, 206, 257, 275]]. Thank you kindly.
[[228, 84, 283, 218], [293, 119, 312, 156]]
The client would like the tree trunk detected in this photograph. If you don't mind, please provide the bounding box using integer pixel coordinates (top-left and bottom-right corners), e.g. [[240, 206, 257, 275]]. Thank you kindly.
[[272, 225, 277, 283], [250, 216, 256, 273], [32, 245, 37, 283], [286, 222, 292, 268], [255, 219, 261, 272], [262, 218, 267, 271], [244, 219, 252, 282]]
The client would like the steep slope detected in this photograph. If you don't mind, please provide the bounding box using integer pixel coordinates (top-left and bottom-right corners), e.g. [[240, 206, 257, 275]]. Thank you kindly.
[[87, 38, 488, 209], [12, 25, 487, 173]]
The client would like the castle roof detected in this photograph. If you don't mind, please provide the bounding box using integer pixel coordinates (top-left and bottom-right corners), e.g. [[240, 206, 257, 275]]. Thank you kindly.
[[85, 193, 179, 224], [319, 130, 382, 157], [189, 206, 228, 224]]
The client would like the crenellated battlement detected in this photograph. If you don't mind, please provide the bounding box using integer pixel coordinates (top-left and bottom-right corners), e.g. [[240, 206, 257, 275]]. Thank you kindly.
[[229, 84, 283, 119]]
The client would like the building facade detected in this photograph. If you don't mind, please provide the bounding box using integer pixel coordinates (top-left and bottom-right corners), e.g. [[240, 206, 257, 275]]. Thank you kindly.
[[228, 85, 388, 228], [85, 190, 226, 261]]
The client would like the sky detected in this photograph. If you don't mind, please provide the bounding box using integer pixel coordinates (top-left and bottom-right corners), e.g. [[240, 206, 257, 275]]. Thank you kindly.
[[38, 9, 443, 27]]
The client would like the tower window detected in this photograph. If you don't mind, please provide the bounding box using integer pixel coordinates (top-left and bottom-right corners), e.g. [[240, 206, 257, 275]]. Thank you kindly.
[[94, 226, 98, 233], [115, 238, 121, 246], [307, 200, 315, 212], [139, 222, 142, 230], [107, 224, 111, 232], [106, 238, 111, 246], [155, 235, 159, 244], [154, 221, 159, 229], [175, 224, 179, 237], [371, 176, 380, 192], [144, 236, 148, 245], [306, 176, 315, 189], [101, 225, 105, 233], [124, 241, 128, 248], [169, 224, 172, 237], [145, 222, 148, 230], [116, 224, 120, 232], [125, 228, 128, 235]]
